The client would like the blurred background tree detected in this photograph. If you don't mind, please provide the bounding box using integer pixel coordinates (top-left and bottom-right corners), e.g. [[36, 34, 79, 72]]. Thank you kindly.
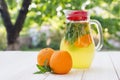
[[0, 0, 120, 50], [0, 0, 32, 50]]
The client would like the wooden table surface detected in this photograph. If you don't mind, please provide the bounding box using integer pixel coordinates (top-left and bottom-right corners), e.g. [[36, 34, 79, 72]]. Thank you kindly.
[[0, 51, 120, 80]]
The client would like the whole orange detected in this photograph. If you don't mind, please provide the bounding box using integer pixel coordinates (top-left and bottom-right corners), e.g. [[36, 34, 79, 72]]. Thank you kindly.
[[37, 48, 54, 66], [50, 51, 72, 74]]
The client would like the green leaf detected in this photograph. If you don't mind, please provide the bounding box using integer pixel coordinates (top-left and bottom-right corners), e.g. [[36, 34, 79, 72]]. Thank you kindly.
[[43, 59, 51, 72], [34, 71, 44, 74], [34, 63, 52, 74], [36, 64, 46, 72], [44, 66, 51, 72]]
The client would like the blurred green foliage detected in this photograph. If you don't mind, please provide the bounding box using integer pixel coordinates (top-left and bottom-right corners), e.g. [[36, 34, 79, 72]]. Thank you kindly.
[[0, 0, 120, 50], [0, 28, 7, 50], [37, 33, 47, 48]]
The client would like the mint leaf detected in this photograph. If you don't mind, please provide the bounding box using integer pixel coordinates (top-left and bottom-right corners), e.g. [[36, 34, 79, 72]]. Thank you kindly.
[[34, 64, 52, 74], [43, 59, 51, 72], [36, 64, 46, 72], [34, 71, 44, 74], [44, 65, 51, 72]]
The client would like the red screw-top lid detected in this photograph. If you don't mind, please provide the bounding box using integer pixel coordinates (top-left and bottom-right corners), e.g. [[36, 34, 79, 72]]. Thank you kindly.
[[67, 10, 87, 21]]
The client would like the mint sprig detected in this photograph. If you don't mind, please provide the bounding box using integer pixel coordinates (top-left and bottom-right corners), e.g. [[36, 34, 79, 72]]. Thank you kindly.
[[34, 59, 52, 74], [65, 22, 89, 44]]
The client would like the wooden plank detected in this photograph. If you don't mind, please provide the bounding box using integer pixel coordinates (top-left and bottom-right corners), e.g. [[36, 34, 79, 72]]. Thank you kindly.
[[8, 65, 49, 80], [45, 69, 84, 80], [0, 51, 120, 80], [82, 52, 118, 80], [109, 51, 120, 80], [0, 51, 48, 80]]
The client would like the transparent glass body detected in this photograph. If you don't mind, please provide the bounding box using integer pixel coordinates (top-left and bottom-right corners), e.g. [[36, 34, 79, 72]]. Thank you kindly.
[[60, 10, 103, 68]]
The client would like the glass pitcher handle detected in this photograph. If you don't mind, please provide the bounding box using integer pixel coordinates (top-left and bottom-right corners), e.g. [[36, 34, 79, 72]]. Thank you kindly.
[[90, 20, 103, 51]]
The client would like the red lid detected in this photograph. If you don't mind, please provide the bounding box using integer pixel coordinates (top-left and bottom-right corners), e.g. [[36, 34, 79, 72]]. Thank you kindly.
[[67, 10, 87, 21]]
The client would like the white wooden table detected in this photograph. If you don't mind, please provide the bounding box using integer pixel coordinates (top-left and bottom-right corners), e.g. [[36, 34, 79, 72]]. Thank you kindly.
[[0, 51, 120, 80]]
